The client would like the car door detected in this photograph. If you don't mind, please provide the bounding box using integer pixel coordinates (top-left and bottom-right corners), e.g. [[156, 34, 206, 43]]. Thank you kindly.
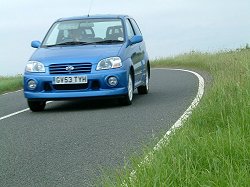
[[129, 18, 146, 82], [125, 19, 143, 86]]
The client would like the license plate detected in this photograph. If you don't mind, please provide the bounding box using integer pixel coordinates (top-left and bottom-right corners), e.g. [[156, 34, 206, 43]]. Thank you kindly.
[[53, 76, 87, 84]]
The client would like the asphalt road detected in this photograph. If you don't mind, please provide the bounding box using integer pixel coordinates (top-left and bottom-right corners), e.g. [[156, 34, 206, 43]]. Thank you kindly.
[[0, 69, 199, 186]]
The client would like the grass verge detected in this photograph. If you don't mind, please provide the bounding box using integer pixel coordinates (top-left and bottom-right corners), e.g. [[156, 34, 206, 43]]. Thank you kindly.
[[0, 76, 23, 95], [102, 49, 250, 186]]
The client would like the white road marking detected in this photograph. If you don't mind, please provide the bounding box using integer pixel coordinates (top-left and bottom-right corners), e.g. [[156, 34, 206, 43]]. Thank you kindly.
[[0, 108, 30, 121], [0, 101, 53, 121], [1, 89, 23, 96], [124, 68, 205, 185], [153, 68, 205, 151]]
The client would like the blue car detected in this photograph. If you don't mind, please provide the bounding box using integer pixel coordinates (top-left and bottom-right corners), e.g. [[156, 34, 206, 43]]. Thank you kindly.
[[24, 15, 150, 111]]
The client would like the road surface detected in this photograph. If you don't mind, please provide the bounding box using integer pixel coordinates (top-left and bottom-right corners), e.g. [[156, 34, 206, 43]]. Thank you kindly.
[[0, 69, 199, 186]]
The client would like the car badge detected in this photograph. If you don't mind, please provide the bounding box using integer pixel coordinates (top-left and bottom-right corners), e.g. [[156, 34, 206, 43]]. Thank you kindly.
[[66, 66, 74, 72]]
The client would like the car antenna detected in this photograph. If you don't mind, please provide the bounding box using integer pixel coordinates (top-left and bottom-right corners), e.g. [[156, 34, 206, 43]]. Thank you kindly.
[[88, 0, 94, 17]]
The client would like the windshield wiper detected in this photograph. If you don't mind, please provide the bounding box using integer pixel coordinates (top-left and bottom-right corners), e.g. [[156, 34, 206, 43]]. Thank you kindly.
[[43, 40, 123, 47], [92, 40, 124, 44], [43, 41, 91, 47]]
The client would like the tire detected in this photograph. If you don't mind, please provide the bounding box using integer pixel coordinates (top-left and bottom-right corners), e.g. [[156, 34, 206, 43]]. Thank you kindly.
[[119, 72, 134, 106], [138, 67, 149, 94], [28, 100, 46, 112]]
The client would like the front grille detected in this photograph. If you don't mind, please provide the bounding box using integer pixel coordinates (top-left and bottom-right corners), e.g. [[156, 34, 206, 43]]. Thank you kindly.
[[49, 63, 92, 74], [52, 84, 89, 90]]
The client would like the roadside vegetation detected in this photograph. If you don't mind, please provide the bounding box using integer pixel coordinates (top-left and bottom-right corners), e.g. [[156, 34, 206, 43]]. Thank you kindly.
[[102, 48, 250, 186], [0, 76, 22, 95]]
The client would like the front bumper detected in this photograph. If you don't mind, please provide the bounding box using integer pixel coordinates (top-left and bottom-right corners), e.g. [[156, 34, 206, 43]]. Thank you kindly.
[[24, 69, 128, 100]]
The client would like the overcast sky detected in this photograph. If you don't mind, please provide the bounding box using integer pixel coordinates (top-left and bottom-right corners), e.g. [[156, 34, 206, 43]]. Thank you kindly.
[[0, 0, 250, 75]]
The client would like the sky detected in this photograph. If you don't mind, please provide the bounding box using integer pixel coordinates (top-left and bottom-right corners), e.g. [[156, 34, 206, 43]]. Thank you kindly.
[[0, 0, 250, 75]]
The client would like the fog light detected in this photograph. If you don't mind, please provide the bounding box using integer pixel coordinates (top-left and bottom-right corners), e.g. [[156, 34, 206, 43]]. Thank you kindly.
[[28, 80, 37, 90], [107, 76, 118, 87]]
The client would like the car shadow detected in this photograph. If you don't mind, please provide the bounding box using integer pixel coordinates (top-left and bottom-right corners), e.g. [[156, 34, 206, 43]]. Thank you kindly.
[[44, 94, 140, 112]]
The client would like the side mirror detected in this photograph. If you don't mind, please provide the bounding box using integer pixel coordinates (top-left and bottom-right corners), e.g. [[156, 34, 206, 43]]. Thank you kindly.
[[129, 35, 143, 45], [31, 41, 41, 48]]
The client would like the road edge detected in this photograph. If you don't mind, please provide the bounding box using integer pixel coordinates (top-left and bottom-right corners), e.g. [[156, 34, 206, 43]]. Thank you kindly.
[[126, 68, 205, 184], [1, 89, 23, 96], [153, 68, 205, 151]]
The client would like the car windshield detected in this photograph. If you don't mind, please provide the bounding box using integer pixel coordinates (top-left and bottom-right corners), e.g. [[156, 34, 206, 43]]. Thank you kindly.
[[42, 18, 125, 47]]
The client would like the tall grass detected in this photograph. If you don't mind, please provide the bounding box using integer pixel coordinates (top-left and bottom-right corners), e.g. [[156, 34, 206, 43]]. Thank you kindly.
[[0, 76, 22, 94], [102, 49, 250, 186]]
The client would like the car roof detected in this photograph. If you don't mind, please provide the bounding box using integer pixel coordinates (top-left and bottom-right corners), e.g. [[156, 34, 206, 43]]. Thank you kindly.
[[57, 15, 130, 22]]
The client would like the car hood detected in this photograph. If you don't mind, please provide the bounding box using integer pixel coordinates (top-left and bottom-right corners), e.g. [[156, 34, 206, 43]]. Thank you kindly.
[[30, 44, 123, 66]]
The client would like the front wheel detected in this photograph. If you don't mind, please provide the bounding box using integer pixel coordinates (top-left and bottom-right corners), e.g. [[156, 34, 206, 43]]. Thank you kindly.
[[138, 68, 149, 94], [119, 72, 133, 106], [28, 100, 46, 112]]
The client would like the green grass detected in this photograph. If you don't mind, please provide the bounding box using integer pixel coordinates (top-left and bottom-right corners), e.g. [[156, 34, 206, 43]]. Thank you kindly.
[[0, 76, 23, 95], [101, 49, 250, 186]]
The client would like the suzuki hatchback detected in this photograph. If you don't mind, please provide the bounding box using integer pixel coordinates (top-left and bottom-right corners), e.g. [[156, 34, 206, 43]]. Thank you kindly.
[[24, 15, 150, 111]]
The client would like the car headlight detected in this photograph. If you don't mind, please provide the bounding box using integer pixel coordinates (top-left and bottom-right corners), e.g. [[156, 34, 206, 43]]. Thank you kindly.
[[96, 57, 122, 70], [25, 61, 45, 73]]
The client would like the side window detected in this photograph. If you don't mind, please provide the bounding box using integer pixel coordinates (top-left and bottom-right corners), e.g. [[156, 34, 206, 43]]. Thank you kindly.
[[125, 19, 135, 39], [130, 19, 142, 36]]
